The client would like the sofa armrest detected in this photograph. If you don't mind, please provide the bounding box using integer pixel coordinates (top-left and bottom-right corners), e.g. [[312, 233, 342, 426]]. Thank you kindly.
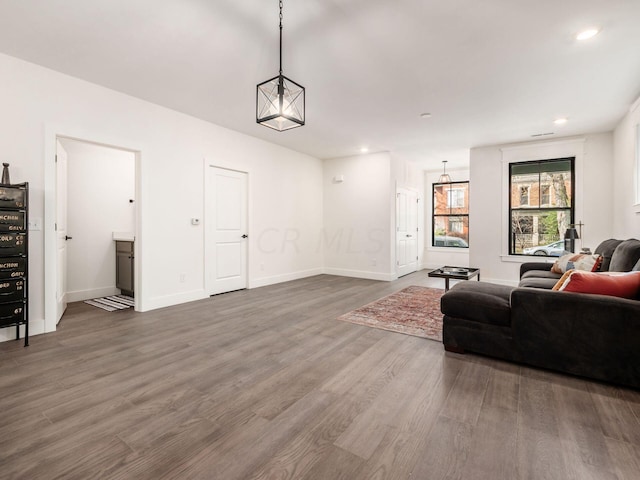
[[510, 287, 640, 387], [519, 262, 553, 278]]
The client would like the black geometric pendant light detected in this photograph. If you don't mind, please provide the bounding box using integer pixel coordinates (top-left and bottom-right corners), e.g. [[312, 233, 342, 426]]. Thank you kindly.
[[256, 0, 305, 131]]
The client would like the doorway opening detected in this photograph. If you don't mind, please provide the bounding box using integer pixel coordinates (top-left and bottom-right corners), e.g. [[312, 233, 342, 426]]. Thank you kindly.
[[45, 134, 141, 331]]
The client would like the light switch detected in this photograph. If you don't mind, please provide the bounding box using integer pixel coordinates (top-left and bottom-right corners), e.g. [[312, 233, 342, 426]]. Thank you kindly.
[[28, 218, 42, 231]]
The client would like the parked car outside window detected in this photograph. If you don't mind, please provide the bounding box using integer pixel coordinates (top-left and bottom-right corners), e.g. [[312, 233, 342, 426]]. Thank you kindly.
[[434, 235, 469, 248], [522, 240, 565, 256]]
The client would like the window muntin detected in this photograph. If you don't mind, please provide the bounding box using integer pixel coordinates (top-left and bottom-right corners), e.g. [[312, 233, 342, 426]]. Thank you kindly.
[[509, 158, 574, 256], [433, 181, 469, 248]]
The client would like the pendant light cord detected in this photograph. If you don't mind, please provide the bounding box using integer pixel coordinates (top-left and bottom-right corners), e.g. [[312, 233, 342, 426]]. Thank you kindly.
[[279, 0, 283, 75]]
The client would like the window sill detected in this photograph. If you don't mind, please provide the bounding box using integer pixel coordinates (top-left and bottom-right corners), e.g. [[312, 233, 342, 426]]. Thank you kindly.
[[500, 255, 554, 264], [428, 246, 469, 253]]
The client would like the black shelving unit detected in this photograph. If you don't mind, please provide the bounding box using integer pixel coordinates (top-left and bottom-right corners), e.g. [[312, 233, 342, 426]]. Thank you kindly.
[[0, 183, 28, 346]]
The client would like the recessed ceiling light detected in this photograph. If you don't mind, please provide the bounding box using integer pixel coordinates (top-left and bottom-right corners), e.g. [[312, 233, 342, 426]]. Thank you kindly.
[[554, 117, 568, 125], [576, 28, 600, 41], [360, 147, 369, 153], [420, 112, 432, 118]]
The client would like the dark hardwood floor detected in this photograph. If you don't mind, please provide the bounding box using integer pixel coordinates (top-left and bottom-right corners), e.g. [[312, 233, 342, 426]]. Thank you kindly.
[[1, 273, 639, 479]]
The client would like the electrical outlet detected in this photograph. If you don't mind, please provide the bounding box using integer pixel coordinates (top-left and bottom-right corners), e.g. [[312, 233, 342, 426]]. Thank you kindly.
[[179, 273, 186, 283], [371, 258, 377, 266]]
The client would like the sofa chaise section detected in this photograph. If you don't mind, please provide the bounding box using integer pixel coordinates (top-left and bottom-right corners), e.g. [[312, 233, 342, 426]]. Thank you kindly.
[[440, 238, 640, 389]]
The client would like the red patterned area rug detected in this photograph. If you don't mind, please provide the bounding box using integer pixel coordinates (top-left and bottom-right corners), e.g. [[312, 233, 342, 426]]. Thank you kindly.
[[337, 286, 445, 341]]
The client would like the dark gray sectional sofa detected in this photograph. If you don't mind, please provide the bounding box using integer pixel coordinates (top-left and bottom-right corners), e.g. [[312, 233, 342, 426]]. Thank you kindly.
[[440, 239, 640, 389]]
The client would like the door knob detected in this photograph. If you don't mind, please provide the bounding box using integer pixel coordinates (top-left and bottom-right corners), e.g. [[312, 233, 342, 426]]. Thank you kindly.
[[406, 234, 412, 238], [65, 235, 73, 240], [241, 234, 248, 238]]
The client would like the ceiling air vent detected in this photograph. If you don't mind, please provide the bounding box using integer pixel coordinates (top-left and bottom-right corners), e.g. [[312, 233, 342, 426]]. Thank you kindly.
[[531, 132, 555, 137]]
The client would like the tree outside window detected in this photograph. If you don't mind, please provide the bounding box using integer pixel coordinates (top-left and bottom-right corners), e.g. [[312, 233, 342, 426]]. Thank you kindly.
[[433, 181, 469, 248], [509, 158, 574, 256]]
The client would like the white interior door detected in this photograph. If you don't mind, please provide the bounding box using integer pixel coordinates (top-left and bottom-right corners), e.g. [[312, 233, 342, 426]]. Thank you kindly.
[[207, 166, 248, 295], [396, 187, 418, 277], [55, 139, 69, 323]]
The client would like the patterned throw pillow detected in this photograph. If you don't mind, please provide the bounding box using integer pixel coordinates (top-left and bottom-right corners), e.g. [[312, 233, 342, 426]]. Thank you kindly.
[[552, 269, 574, 290], [551, 253, 602, 274], [556, 271, 640, 299]]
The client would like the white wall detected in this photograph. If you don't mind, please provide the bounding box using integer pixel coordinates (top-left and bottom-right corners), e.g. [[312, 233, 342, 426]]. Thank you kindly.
[[423, 168, 470, 269], [0, 52, 323, 341], [208, 154, 324, 290], [613, 96, 640, 238], [322, 153, 427, 281], [469, 134, 614, 285], [323, 152, 393, 280], [62, 139, 135, 302]]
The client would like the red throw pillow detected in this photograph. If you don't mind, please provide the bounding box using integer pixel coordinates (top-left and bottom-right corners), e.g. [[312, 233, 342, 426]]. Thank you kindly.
[[559, 271, 640, 299]]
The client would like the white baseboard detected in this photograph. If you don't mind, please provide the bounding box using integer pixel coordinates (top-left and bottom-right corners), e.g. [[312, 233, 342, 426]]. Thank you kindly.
[[423, 263, 441, 270], [422, 262, 471, 270], [249, 268, 324, 289], [143, 269, 326, 310], [322, 267, 395, 282], [67, 286, 120, 303], [421, 267, 519, 288], [142, 289, 208, 312], [144, 269, 325, 311], [0, 318, 45, 343]]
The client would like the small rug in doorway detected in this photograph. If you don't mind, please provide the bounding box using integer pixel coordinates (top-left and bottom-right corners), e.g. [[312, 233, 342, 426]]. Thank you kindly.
[[84, 295, 134, 312], [337, 286, 445, 341]]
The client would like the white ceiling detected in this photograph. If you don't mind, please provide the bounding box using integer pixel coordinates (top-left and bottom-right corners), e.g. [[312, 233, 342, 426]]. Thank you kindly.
[[1, 0, 639, 170]]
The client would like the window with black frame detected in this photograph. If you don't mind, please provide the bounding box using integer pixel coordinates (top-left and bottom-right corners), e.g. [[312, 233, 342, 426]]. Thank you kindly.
[[509, 158, 574, 256], [432, 181, 469, 248]]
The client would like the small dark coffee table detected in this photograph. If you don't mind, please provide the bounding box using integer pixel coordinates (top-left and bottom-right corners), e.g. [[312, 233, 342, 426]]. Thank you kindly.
[[428, 266, 480, 291]]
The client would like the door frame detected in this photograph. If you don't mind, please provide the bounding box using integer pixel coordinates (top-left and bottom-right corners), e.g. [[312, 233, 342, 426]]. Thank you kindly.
[[203, 162, 249, 296], [44, 125, 144, 333], [55, 139, 68, 324]]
